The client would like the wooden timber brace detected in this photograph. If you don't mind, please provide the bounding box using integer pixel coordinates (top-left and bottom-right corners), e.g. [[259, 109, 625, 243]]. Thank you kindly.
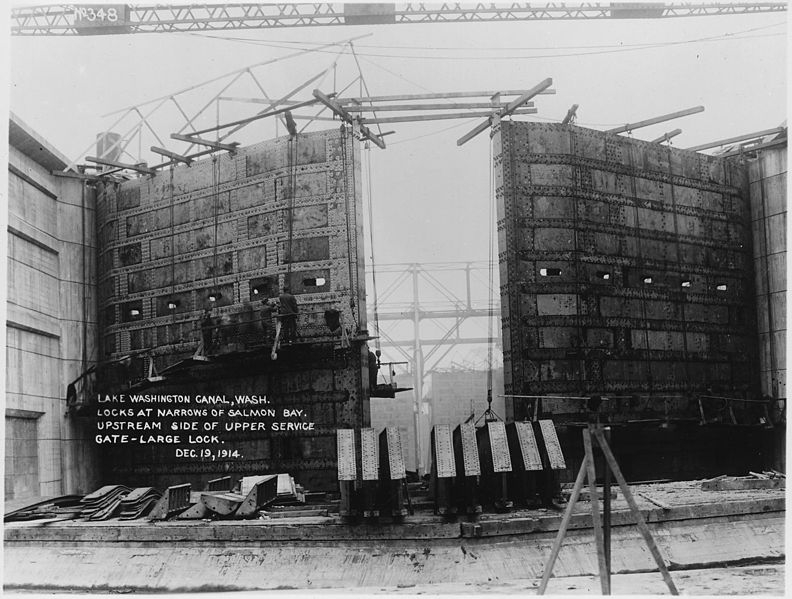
[[537, 424, 678, 595]]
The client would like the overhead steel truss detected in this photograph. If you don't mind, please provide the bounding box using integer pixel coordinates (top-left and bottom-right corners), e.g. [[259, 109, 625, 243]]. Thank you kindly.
[[11, 3, 788, 36], [366, 260, 501, 377], [366, 260, 501, 477]]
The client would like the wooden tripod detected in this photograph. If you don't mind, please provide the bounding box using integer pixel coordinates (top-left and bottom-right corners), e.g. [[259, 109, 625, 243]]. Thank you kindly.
[[537, 424, 678, 595]]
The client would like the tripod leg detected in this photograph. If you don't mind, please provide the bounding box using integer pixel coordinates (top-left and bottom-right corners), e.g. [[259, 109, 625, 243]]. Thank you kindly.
[[537, 457, 587, 595], [584, 427, 610, 595], [592, 428, 679, 595]]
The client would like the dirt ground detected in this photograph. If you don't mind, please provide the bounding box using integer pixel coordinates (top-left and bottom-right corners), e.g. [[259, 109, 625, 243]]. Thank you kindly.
[[7, 563, 784, 596], [348, 563, 787, 595]]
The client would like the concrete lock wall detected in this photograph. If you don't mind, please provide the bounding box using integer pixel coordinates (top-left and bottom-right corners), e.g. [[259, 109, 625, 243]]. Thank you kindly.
[[93, 128, 370, 490], [748, 146, 786, 400], [493, 122, 758, 422], [6, 114, 101, 501]]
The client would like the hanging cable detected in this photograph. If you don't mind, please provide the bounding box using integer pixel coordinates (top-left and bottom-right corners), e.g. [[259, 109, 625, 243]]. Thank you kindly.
[[484, 127, 497, 421], [169, 166, 176, 324], [285, 132, 298, 284], [339, 123, 359, 329], [211, 156, 220, 293], [364, 141, 382, 379]]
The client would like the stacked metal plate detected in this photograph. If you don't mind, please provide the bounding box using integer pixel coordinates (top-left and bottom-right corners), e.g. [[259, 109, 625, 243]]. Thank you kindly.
[[118, 487, 162, 520], [79, 485, 131, 520]]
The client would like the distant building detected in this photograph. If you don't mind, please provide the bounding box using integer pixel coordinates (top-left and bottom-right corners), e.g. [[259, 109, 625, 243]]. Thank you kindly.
[[369, 372, 417, 471], [6, 113, 99, 501], [426, 368, 506, 426]]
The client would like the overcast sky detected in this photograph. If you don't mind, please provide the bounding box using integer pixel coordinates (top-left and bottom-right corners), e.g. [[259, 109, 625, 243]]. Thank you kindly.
[[5, 2, 788, 367]]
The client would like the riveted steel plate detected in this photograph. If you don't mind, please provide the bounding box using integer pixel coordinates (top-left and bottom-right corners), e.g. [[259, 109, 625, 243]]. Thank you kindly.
[[496, 121, 755, 415], [336, 429, 357, 481], [433, 424, 456, 479], [539, 420, 566, 470], [514, 421, 543, 471], [458, 422, 481, 477], [385, 427, 407, 480], [94, 128, 369, 490], [361, 428, 379, 481], [488, 421, 513, 473]]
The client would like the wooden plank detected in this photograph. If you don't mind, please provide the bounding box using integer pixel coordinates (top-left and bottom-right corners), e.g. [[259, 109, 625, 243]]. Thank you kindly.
[[312, 88, 386, 149], [502, 79, 553, 116], [650, 128, 682, 144], [686, 126, 786, 152], [50, 169, 101, 181], [701, 477, 784, 491], [338, 89, 555, 103], [345, 101, 533, 112], [169, 133, 239, 152], [150, 146, 193, 165], [457, 77, 553, 146], [362, 108, 536, 124], [606, 106, 704, 135], [461, 517, 539, 538], [638, 492, 671, 510], [85, 156, 154, 175], [561, 104, 579, 125]]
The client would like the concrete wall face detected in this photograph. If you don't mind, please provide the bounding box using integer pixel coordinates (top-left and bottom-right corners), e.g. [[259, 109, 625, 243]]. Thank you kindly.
[[93, 129, 370, 490], [6, 141, 100, 501], [494, 122, 756, 421], [749, 147, 786, 399]]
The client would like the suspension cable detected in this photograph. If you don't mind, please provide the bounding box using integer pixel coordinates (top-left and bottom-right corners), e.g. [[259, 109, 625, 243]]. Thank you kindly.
[[211, 156, 219, 292], [365, 142, 381, 357], [169, 166, 176, 321], [485, 127, 497, 418], [286, 133, 298, 283], [340, 124, 359, 329]]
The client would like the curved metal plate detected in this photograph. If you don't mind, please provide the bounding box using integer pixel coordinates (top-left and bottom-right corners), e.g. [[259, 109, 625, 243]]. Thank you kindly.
[[458, 422, 481, 476], [433, 424, 456, 479], [385, 427, 406, 480], [361, 428, 379, 481], [336, 428, 357, 481], [539, 419, 566, 469], [488, 421, 512, 473], [514, 421, 543, 471]]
